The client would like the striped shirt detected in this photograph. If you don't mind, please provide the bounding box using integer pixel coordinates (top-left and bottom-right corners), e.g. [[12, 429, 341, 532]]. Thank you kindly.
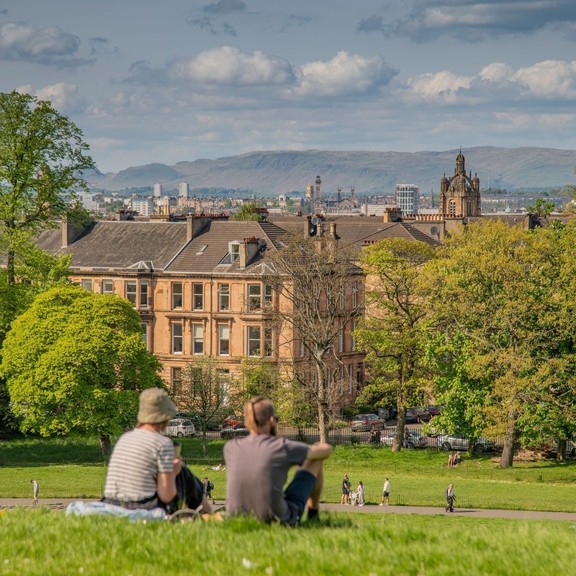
[[104, 428, 174, 502]]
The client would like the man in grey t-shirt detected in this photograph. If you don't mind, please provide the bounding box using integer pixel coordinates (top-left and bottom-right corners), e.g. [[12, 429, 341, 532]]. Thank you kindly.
[[224, 396, 332, 525]]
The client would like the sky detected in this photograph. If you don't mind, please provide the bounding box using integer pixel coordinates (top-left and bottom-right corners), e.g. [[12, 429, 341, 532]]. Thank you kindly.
[[2, 0, 576, 173]]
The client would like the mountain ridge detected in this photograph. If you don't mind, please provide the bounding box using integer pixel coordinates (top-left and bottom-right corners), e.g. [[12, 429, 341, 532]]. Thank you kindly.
[[87, 147, 576, 195]]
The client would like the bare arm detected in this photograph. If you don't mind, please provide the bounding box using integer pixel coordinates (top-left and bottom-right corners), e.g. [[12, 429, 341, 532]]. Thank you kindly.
[[156, 457, 181, 504], [307, 442, 333, 461]]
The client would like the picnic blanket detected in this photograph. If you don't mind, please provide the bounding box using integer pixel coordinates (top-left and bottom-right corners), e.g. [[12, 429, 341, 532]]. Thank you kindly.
[[65, 500, 167, 521]]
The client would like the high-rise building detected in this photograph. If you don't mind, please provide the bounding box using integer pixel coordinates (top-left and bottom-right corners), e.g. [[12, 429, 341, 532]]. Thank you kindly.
[[395, 184, 419, 216], [153, 182, 162, 198], [179, 181, 189, 198]]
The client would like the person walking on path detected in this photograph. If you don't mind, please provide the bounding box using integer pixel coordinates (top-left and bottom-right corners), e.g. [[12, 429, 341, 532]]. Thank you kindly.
[[379, 478, 390, 506], [357, 481, 365, 506], [202, 477, 216, 504], [224, 396, 332, 525], [340, 474, 351, 504], [31, 480, 39, 506], [445, 483, 455, 512]]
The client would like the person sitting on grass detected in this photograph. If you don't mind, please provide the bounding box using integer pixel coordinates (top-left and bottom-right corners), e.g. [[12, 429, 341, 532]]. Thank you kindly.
[[102, 387, 211, 515], [224, 396, 333, 525]]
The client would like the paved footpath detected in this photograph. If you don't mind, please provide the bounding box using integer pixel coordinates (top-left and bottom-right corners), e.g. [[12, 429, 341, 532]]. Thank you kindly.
[[2, 499, 576, 521]]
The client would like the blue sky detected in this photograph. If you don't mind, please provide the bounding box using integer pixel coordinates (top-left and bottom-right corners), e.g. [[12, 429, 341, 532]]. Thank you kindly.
[[2, 0, 576, 173]]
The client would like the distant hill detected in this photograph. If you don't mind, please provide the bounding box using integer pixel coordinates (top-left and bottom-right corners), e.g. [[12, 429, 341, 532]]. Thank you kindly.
[[87, 147, 576, 196]]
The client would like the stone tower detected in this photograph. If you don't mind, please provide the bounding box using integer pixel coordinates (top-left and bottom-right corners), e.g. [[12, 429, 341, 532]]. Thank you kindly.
[[439, 149, 481, 218]]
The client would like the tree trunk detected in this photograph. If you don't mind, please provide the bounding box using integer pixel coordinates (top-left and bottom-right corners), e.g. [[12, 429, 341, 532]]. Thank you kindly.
[[99, 434, 111, 457], [317, 403, 328, 444], [499, 410, 517, 468], [392, 408, 405, 452], [556, 438, 566, 461], [315, 360, 329, 443], [202, 429, 208, 456]]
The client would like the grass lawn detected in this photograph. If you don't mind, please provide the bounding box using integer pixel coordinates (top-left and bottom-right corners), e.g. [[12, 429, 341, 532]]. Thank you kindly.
[[1, 508, 575, 575], [2, 437, 576, 512], [2, 437, 576, 575]]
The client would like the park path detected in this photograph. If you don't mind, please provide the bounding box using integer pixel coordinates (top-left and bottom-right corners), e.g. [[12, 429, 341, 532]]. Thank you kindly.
[[2, 498, 576, 522]]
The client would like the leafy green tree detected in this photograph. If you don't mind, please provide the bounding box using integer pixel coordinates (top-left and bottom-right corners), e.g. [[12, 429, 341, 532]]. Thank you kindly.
[[0, 241, 71, 434], [0, 91, 94, 287], [231, 202, 263, 221], [0, 285, 163, 454], [355, 238, 437, 451], [423, 220, 576, 467], [173, 356, 235, 454]]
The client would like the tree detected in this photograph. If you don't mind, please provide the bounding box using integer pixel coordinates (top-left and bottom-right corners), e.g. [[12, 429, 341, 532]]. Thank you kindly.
[[422, 220, 576, 467], [355, 238, 437, 451], [0, 285, 164, 453], [264, 233, 363, 443], [231, 203, 263, 221], [172, 356, 235, 454], [0, 91, 94, 288], [0, 241, 71, 434]]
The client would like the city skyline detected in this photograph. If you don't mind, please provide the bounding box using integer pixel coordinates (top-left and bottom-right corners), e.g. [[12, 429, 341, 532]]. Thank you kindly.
[[2, 0, 576, 173]]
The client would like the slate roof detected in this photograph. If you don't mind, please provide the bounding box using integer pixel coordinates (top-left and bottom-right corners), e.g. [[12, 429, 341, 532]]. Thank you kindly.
[[35, 221, 189, 271], [269, 216, 441, 249], [33, 217, 439, 276], [165, 220, 289, 275]]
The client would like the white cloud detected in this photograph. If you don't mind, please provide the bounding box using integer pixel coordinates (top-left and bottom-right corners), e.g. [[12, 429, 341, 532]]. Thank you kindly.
[[292, 51, 397, 97], [168, 46, 295, 85], [407, 71, 472, 102], [511, 60, 576, 98], [478, 62, 513, 84], [16, 83, 87, 114]]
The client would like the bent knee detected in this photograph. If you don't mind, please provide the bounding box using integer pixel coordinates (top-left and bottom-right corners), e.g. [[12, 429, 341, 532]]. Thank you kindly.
[[299, 459, 324, 477]]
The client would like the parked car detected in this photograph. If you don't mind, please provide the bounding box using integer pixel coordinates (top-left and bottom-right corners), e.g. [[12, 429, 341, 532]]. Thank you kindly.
[[436, 434, 495, 453], [351, 413, 386, 432], [165, 418, 196, 438], [405, 407, 431, 423], [223, 415, 243, 428], [220, 424, 249, 439], [381, 429, 427, 448], [426, 405, 443, 417]]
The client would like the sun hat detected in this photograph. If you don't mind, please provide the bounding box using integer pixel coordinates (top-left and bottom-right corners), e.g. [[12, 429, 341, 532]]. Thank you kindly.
[[137, 387, 177, 424]]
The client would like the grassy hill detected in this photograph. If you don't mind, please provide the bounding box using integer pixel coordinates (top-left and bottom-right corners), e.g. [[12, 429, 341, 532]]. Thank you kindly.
[[87, 146, 576, 196]]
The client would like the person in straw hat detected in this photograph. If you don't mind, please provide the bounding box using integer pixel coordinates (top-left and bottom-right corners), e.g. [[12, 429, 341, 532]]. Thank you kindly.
[[102, 387, 210, 514]]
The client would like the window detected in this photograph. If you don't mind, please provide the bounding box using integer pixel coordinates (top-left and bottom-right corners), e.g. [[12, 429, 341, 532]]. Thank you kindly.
[[172, 282, 183, 309], [193, 283, 203, 310], [229, 242, 240, 262], [248, 283, 273, 311], [141, 322, 149, 349], [81, 279, 93, 291], [247, 284, 261, 311], [171, 367, 182, 395], [449, 199, 457, 217], [172, 322, 183, 354], [247, 326, 261, 356], [139, 281, 149, 309], [102, 279, 114, 294], [264, 284, 273, 306], [352, 282, 358, 308], [351, 319, 356, 351], [338, 329, 344, 353], [264, 326, 273, 357], [125, 281, 137, 305], [218, 324, 230, 355], [218, 283, 230, 311], [192, 323, 203, 355], [217, 369, 230, 403]]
